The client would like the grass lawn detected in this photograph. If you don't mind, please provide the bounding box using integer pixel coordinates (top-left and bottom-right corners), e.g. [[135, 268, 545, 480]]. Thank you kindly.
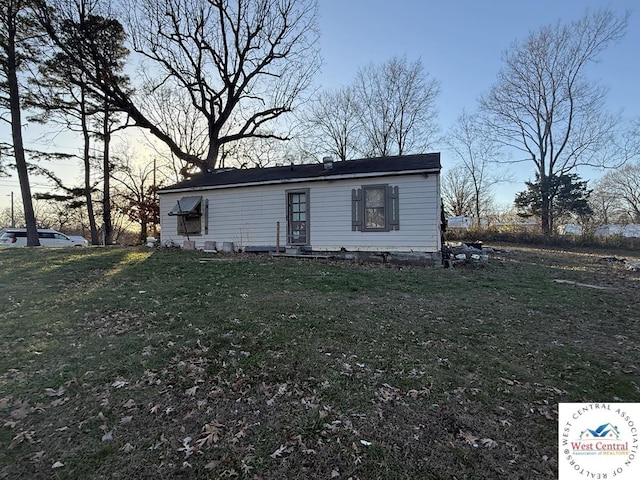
[[0, 245, 639, 479]]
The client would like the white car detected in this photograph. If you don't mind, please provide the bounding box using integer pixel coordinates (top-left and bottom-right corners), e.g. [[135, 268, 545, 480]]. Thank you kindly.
[[68, 235, 90, 247], [0, 228, 86, 247]]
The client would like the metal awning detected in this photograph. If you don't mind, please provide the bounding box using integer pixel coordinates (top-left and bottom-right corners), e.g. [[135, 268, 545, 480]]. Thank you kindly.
[[168, 196, 202, 215]]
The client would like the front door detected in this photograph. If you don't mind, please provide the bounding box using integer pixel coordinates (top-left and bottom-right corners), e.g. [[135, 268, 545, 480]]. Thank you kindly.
[[287, 190, 309, 245]]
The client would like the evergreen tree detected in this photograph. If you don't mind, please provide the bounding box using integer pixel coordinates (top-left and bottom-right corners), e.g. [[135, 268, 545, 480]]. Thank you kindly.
[[35, 1, 131, 244], [515, 173, 592, 232], [1, 0, 42, 245]]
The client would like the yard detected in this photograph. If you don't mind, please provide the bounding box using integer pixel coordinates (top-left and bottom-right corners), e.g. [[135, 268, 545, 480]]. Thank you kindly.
[[0, 245, 639, 479]]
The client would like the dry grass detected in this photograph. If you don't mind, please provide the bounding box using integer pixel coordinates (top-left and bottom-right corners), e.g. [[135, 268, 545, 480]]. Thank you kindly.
[[0, 245, 639, 479]]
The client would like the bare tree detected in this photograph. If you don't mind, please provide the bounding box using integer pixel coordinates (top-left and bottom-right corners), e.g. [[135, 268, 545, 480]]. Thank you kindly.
[[354, 56, 440, 157], [124, 0, 320, 173], [300, 85, 360, 161], [135, 81, 209, 175], [592, 162, 640, 224], [480, 10, 631, 235], [441, 165, 475, 217], [112, 157, 166, 243], [1, 0, 40, 245], [588, 180, 620, 227], [446, 110, 507, 226]]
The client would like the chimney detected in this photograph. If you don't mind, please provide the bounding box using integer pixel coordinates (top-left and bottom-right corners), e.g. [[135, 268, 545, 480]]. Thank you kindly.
[[322, 156, 334, 170]]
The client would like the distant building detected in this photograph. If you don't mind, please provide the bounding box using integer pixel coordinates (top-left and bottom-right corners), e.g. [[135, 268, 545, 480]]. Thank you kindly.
[[447, 216, 473, 229], [595, 224, 640, 238], [558, 224, 583, 235]]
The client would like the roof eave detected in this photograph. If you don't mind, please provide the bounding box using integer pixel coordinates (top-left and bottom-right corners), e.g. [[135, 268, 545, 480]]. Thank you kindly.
[[158, 168, 440, 195]]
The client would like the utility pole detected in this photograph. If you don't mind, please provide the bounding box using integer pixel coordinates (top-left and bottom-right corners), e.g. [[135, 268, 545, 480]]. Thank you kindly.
[[10, 191, 15, 228], [152, 158, 157, 237]]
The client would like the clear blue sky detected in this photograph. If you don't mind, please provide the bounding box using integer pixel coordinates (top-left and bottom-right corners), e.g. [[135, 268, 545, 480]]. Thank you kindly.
[[0, 0, 638, 211]]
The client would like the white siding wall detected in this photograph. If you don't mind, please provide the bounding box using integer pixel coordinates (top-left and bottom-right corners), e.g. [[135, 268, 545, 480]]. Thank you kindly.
[[159, 173, 441, 252]]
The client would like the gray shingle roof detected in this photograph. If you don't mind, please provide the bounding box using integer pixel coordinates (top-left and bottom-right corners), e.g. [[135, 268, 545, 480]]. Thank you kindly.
[[159, 153, 441, 192]]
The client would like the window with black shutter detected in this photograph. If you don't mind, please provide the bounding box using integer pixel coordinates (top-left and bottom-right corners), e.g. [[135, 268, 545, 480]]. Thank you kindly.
[[352, 184, 399, 232]]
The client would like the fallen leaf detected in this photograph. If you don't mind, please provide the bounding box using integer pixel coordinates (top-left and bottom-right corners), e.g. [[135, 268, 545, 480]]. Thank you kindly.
[[270, 444, 287, 459], [241, 458, 253, 475], [360, 440, 372, 446], [9, 430, 34, 449], [480, 437, 498, 448], [44, 386, 66, 397], [101, 431, 113, 442], [459, 429, 478, 447], [121, 443, 135, 453], [52, 461, 64, 469], [331, 469, 340, 478], [10, 400, 33, 419], [31, 451, 45, 461], [178, 437, 193, 458], [120, 416, 133, 425], [111, 380, 128, 389], [123, 399, 137, 409], [196, 422, 224, 448], [50, 398, 68, 407], [185, 386, 199, 397]]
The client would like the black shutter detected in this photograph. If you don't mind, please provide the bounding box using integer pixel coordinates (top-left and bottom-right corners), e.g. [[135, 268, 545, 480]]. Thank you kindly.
[[352, 188, 362, 231], [204, 199, 209, 234], [387, 185, 399, 230]]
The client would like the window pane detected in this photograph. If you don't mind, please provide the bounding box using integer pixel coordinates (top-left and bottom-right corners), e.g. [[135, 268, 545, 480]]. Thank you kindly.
[[366, 207, 385, 228], [365, 188, 384, 207], [364, 187, 386, 229]]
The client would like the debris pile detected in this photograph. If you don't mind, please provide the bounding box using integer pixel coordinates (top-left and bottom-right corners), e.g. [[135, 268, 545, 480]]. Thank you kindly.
[[599, 256, 640, 272], [443, 242, 494, 267]]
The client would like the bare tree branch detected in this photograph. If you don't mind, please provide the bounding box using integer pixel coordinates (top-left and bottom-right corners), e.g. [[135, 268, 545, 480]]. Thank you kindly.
[[480, 9, 631, 234], [123, 0, 321, 171]]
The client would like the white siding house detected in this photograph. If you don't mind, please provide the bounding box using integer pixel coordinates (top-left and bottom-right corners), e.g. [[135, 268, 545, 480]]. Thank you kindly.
[[158, 154, 442, 257]]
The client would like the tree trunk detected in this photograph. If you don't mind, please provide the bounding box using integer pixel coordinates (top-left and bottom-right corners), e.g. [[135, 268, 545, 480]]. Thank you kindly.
[[140, 180, 147, 244], [140, 217, 148, 244], [81, 87, 99, 244], [540, 174, 552, 236], [102, 102, 113, 245], [205, 139, 220, 172], [7, 35, 39, 246], [474, 186, 481, 228]]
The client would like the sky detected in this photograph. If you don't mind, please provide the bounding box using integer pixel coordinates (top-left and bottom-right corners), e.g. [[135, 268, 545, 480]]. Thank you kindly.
[[1, 0, 638, 212], [314, 0, 640, 206]]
